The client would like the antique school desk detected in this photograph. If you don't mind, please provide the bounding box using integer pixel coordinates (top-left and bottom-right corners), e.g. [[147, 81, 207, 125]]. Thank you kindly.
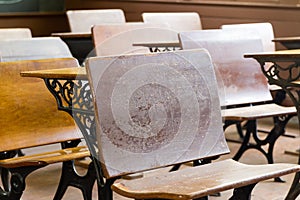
[[245, 49, 300, 200], [21, 59, 300, 199]]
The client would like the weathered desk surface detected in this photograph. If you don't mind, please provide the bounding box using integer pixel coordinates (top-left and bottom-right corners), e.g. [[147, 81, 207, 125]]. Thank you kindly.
[[245, 49, 300, 200], [273, 36, 300, 50], [51, 32, 94, 65]]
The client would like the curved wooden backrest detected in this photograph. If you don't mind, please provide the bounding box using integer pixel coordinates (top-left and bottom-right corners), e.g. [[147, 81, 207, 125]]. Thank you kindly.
[[66, 9, 126, 33], [221, 22, 275, 52], [86, 49, 229, 178], [179, 29, 273, 107], [0, 58, 82, 152], [0, 28, 32, 40], [92, 23, 178, 56], [0, 37, 73, 62], [142, 12, 202, 32]]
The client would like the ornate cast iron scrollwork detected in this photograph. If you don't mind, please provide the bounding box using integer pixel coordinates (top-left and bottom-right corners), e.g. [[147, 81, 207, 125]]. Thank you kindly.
[[255, 58, 300, 200], [149, 46, 181, 52], [43, 77, 114, 200], [43, 78, 96, 154], [259, 60, 300, 113]]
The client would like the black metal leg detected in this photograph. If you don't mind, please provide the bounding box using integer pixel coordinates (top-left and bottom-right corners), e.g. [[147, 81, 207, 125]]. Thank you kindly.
[[232, 115, 293, 165], [285, 153, 300, 200], [0, 151, 19, 192], [52, 140, 96, 200], [53, 160, 96, 200], [235, 122, 245, 139], [224, 120, 245, 144], [1, 167, 9, 191], [98, 178, 116, 200], [0, 165, 47, 200], [229, 183, 257, 200], [232, 120, 255, 161], [285, 172, 300, 200]]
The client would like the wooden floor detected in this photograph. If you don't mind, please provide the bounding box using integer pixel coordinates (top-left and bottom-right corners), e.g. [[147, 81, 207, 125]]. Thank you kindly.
[[10, 117, 300, 199]]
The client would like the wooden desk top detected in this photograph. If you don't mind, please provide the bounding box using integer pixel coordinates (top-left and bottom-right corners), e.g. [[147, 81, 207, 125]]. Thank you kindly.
[[21, 67, 87, 80], [51, 32, 91, 39], [273, 36, 300, 43], [244, 49, 300, 58]]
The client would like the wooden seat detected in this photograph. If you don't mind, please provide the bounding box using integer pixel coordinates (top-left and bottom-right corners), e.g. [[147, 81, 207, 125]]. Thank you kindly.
[[85, 49, 300, 199], [142, 12, 202, 32], [0, 28, 32, 39], [178, 30, 297, 169], [0, 37, 73, 62], [91, 23, 178, 56], [0, 58, 94, 200], [66, 9, 126, 33]]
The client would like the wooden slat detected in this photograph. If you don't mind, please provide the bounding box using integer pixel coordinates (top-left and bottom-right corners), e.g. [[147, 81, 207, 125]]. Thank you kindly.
[[0, 146, 90, 168], [112, 159, 300, 200], [21, 67, 86, 80], [222, 103, 297, 120]]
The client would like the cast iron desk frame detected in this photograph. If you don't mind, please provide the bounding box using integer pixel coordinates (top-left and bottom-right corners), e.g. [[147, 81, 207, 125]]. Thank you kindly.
[[21, 67, 114, 200], [21, 57, 299, 200], [245, 49, 300, 199]]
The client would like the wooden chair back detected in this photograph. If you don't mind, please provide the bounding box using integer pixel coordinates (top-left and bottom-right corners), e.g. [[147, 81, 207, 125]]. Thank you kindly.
[[0, 37, 73, 62], [221, 22, 275, 51], [86, 49, 229, 178], [0, 28, 32, 39], [142, 12, 202, 32], [0, 58, 82, 152], [66, 9, 126, 33], [91, 23, 178, 56], [178, 29, 273, 107]]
